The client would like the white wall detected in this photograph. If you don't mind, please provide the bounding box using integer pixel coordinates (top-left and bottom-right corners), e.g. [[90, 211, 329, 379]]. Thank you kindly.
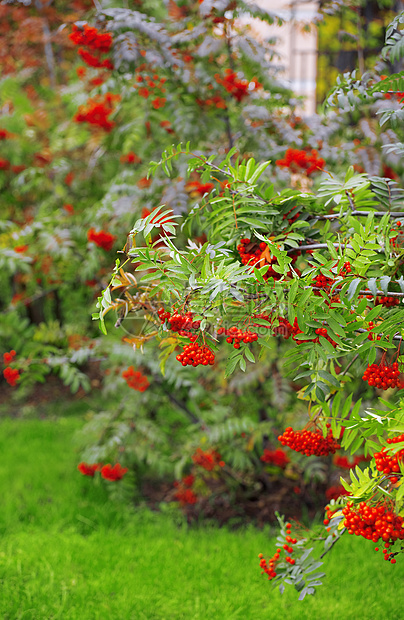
[[246, 0, 319, 115]]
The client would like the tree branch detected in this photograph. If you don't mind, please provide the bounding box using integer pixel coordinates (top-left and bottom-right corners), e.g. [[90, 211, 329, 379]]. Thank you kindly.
[[320, 528, 346, 559]]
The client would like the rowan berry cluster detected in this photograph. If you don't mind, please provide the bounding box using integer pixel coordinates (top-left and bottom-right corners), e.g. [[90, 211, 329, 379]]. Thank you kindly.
[[87, 227, 117, 251], [381, 76, 404, 103], [334, 454, 371, 469], [362, 361, 402, 390], [3, 349, 20, 387], [314, 326, 337, 347], [100, 463, 128, 481], [74, 93, 121, 132], [78, 462, 100, 477], [282, 207, 300, 225], [290, 317, 336, 347], [120, 152, 141, 165], [192, 448, 224, 471], [0, 129, 12, 140], [196, 95, 227, 109], [70, 24, 113, 53], [343, 501, 404, 560], [312, 273, 334, 291], [214, 69, 261, 102], [323, 505, 338, 526], [173, 475, 198, 505], [278, 424, 340, 457], [3, 350, 16, 364], [276, 148, 325, 176], [366, 321, 382, 341], [374, 434, 404, 483], [69, 24, 114, 70], [176, 342, 215, 367], [185, 179, 215, 197], [271, 317, 293, 339], [260, 448, 290, 468], [134, 70, 167, 109], [78, 462, 128, 481], [237, 238, 265, 266], [157, 308, 201, 338], [258, 551, 279, 580], [236, 238, 293, 280], [122, 366, 150, 392], [258, 522, 297, 580], [3, 367, 20, 386], [253, 313, 293, 339], [311, 261, 352, 295], [376, 296, 400, 307], [217, 326, 258, 349]]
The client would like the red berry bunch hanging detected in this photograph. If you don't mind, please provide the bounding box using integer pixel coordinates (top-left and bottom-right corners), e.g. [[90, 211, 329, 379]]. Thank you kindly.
[[314, 326, 337, 347], [342, 501, 404, 560], [312, 273, 335, 292], [173, 475, 198, 505], [157, 308, 201, 339], [176, 342, 215, 367], [3, 350, 16, 364], [362, 361, 401, 390], [3, 349, 20, 387], [120, 152, 141, 165], [74, 93, 121, 132], [3, 366, 20, 387], [374, 434, 404, 482], [290, 318, 336, 347], [237, 238, 263, 266], [185, 179, 215, 197], [260, 448, 290, 468], [376, 296, 400, 307], [271, 317, 293, 339], [122, 366, 150, 392], [236, 238, 295, 280], [339, 261, 352, 276], [214, 69, 261, 102], [259, 522, 297, 580], [334, 454, 371, 469], [100, 463, 128, 481], [192, 448, 224, 471], [275, 148, 325, 176], [366, 321, 382, 341], [196, 94, 227, 109], [282, 207, 299, 225], [69, 24, 114, 70], [323, 505, 338, 526], [217, 326, 258, 349], [134, 70, 167, 109], [70, 24, 113, 53], [78, 462, 101, 477], [87, 227, 117, 251], [278, 424, 340, 457]]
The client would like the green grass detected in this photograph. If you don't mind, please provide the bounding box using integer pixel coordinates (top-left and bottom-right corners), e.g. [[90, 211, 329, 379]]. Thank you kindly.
[[0, 416, 403, 620]]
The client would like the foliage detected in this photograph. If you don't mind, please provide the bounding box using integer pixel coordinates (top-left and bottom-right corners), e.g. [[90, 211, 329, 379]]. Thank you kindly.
[[2, 0, 404, 600]]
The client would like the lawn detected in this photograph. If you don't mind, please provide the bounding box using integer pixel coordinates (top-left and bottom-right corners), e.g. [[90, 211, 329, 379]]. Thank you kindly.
[[0, 414, 403, 620]]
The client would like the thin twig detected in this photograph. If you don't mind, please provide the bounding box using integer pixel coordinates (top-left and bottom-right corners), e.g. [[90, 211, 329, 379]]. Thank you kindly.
[[42, 18, 56, 88], [320, 528, 346, 559], [153, 377, 200, 424], [317, 210, 404, 219], [288, 243, 353, 252]]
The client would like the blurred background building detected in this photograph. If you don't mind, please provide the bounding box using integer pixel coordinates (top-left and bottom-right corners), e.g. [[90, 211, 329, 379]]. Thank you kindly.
[[248, 0, 402, 116]]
